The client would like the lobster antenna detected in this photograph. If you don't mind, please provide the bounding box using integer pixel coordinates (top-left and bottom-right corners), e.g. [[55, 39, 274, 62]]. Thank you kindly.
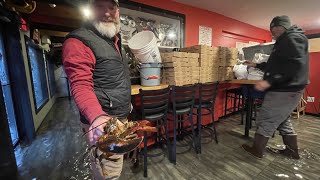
[[82, 121, 109, 136], [82, 115, 114, 136]]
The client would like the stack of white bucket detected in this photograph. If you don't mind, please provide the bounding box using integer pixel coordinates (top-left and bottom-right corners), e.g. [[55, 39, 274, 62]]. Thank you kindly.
[[128, 31, 162, 86]]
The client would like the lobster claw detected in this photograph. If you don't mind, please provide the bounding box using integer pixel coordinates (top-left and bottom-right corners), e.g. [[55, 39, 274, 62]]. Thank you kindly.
[[134, 120, 157, 132], [107, 137, 144, 154]]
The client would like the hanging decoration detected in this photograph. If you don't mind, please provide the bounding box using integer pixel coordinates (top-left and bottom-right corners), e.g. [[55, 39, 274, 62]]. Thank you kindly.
[[4, 0, 36, 14]]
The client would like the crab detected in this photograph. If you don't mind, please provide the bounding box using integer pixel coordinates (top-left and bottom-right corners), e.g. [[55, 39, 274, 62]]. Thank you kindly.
[[96, 118, 157, 159]]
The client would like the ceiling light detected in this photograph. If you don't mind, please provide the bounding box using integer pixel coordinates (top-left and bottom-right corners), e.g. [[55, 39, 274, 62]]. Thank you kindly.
[[49, 4, 56, 8], [81, 6, 92, 19]]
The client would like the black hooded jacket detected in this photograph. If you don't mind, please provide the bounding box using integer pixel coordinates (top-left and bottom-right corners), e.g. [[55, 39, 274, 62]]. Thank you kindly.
[[257, 25, 309, 92]]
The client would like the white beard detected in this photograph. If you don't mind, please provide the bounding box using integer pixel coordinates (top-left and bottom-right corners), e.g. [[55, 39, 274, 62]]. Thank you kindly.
[[93, 21, 120, 38]]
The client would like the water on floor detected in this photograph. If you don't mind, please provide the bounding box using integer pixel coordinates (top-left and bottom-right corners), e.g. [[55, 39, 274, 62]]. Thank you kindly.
[[16, 98, 320, 180]]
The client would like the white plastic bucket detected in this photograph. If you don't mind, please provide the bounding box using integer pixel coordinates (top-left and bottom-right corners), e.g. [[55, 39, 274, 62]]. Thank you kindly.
[[139, 63, 162, 87], [128, 31, 162, 64]]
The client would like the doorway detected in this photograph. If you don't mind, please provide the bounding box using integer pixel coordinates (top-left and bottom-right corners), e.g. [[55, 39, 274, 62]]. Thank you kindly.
[[0, 25, 19, 146]]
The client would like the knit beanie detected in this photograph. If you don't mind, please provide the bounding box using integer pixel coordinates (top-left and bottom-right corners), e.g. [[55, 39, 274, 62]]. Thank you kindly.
[[270, 15, 291, 30], [90, 0, 119, 6]]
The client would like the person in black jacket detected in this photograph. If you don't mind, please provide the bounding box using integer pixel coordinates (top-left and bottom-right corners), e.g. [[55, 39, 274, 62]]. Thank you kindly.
[[242, 15, 309, 159]]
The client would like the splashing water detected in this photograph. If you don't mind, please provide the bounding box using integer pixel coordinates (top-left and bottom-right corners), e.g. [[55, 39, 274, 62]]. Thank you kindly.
[[268, 145, 319, 179], [69, 147, 92, 180], [300, 149, 320, 160]]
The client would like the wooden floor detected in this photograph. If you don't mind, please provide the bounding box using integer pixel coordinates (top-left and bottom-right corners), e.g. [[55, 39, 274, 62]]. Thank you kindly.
[[16, 98, 320, 180]]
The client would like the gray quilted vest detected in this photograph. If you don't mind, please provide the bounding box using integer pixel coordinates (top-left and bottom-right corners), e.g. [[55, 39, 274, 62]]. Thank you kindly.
[[66, 25, 131, 124]]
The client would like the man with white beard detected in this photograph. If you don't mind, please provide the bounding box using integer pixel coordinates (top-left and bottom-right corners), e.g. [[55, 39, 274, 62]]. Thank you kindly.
[[63, 0, 131, 179]]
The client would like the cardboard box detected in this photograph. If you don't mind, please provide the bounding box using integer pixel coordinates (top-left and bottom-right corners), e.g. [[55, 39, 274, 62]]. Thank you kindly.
[[189, 53, 200, 59], [163, 52, 185, 58], [163, 61, 182, 67], [164, 71, 184, 77], [218, 66, 234, 81]]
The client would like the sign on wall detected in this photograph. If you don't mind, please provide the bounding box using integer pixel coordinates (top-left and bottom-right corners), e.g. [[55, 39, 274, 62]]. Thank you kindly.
[[309, 38, 320, 52], [199, 25, 212, 46]]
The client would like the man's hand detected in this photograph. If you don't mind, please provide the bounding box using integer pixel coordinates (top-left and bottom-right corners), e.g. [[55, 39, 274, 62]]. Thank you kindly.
[[243, 60, 256, 68], [255, 80, 271, 91], [88, 115, 112, 146]]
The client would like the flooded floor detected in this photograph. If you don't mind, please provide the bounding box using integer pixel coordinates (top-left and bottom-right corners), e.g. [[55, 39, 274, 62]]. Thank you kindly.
[[16, 98, 320, 180]]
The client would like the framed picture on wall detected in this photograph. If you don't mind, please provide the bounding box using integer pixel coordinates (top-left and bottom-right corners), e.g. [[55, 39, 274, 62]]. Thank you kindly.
[[120, 1, 186, 48], [25, 35, 49, 113]]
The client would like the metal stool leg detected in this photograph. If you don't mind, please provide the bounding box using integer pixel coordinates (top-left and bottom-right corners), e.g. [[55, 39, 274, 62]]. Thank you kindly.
[[187, 111, 197, 151], [196, 108, 202, 154], [224, 92, 228, 116], [171, 114, 177, 164], [211, 108, 218, 144], [143, 131, 148, 177], [241, 97, 245, 125]]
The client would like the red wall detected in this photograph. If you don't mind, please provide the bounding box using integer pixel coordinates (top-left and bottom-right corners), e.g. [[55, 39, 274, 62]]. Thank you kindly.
[[306, 53, 320, 114], [306, 29, 320, 35], [132, 0, 272, 123], [305, 29, 320, 114]]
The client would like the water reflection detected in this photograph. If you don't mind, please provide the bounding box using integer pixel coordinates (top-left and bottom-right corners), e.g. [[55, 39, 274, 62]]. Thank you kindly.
[[15, 127, 92, 179], [275, 174, 289, 178], [295, 174, 303, 179]]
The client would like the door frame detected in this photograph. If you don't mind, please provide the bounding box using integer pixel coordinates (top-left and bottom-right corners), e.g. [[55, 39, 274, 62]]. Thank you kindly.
[[1, 19, 36, 142]]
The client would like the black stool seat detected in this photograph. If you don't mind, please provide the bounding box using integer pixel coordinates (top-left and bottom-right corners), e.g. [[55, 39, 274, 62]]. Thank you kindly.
[[145, 113, 166, 121], [168, 107, 191, 114], [194, 99, 213, 108]]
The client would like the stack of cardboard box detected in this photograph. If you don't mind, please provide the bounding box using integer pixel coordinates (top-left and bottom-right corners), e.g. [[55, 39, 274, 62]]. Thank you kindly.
[[160, 45, 238, 85], [218, 47, 238, 81], [180, 45, 219, 83], [161, 52, 200, 86]]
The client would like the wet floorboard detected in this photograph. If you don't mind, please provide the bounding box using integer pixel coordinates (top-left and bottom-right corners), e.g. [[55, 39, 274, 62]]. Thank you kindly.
[[16, 98, 320, 180]]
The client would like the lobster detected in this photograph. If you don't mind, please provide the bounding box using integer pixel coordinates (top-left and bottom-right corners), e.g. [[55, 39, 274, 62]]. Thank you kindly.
[[95, 118, 157, 161]]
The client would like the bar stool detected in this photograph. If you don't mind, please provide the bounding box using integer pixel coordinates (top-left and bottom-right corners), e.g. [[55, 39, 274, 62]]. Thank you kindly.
[[167, 84, 197, 164], [139, 87, 170, 177], [193, 82, 219, 154], [240, 85, 265, 126], [224, 87, 243, 116]]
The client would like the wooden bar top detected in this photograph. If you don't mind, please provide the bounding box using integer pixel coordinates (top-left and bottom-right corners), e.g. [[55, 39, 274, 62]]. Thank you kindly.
[[131, 80, 258, 95], [224, 79, 259, 85], [131, 84, 169, 95]]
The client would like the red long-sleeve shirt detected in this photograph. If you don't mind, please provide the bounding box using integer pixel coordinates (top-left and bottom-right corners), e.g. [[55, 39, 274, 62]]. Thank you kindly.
[[62, 37, 121, 124]]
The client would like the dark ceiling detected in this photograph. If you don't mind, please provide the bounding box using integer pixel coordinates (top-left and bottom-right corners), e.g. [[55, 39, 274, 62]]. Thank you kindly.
[[26, 0, 130, 43], [22, 0, 88, 43], [21, 0, 130, 43], [36, 0, 88, 7]]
